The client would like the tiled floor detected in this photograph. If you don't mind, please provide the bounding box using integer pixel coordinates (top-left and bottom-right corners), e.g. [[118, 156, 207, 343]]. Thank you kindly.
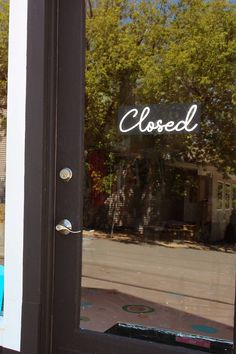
[[81, 235, 236, 340], [81, 286, 233, 339]]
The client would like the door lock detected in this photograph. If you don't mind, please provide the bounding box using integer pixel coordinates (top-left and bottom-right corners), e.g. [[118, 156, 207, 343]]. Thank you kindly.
[[59, 168, 73, 182], [56, 219, 82, 235]]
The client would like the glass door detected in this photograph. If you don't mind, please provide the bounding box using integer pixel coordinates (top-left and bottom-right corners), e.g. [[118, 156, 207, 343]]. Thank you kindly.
[[53, 1, 236, 353]]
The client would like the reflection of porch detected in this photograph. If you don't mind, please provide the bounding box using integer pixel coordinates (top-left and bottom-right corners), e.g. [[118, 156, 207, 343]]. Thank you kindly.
[[85, 155, 236, 242]]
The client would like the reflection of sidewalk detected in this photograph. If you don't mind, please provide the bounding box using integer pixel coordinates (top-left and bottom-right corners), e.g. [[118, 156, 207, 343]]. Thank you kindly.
[[83, 230, 236, 253]]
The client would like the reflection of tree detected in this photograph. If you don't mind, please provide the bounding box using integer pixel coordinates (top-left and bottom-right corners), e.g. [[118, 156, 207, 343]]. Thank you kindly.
[[85, 0, 236, 174], [84, 0, 236, 237], [85, 150, 199, 232]]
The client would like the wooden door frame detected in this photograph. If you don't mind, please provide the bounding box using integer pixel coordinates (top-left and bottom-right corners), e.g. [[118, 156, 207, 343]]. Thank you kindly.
[[1, 0, 234, 353]]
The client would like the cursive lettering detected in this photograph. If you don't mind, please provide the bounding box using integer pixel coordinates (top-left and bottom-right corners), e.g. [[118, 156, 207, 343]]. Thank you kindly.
[[119, 104, 199, 134]]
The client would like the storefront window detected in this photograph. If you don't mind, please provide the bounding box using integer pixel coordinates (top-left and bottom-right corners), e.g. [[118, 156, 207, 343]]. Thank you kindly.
[[81, 0, 236, 343]]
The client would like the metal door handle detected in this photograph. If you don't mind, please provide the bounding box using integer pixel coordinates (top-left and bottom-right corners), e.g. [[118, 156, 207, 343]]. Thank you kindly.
[[56, 219, 82, 235]]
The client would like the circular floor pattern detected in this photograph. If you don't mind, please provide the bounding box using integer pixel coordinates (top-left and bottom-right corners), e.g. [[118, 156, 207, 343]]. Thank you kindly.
[[191, 324, 218, 334], [122, 304, 155, 314]]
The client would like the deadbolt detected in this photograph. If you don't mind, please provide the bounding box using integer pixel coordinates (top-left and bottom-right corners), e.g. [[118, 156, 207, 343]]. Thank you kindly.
[[59, 168, 73, 182]]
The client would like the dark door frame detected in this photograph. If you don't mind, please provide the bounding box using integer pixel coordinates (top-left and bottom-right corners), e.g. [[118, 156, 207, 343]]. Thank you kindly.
[[51, 1, 236, 354], [1, 0, 235, 354], [2, 0, 57, 353]]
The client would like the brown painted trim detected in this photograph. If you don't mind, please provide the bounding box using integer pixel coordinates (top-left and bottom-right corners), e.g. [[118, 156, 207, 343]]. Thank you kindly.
[[20, 0, 57, 353], [21, 0, 45, 349], [51, 0, 235, 353], [52, 0, 85, 350]]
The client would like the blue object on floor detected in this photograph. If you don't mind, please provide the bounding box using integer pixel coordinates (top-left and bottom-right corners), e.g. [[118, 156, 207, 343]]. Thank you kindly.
[[81, 301, 93, 310], [0, 265, 4, 316], [191, 324, 218, 334]]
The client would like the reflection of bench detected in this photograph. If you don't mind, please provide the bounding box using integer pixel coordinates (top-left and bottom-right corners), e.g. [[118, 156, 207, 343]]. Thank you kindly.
[[0, 265, 4, 316]]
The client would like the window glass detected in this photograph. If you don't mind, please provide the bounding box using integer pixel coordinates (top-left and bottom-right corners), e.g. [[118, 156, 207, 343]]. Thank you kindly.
[[81, 0, 236, 344]]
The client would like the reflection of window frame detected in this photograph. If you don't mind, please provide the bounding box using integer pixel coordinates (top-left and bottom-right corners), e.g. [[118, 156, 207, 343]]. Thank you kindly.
[[217, 181, 224, 210], [224, 183, 231, 210], [233, 185, 236, 210]]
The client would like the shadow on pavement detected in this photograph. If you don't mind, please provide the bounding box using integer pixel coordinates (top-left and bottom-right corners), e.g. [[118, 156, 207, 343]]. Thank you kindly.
[[83, 230, 236, 253]]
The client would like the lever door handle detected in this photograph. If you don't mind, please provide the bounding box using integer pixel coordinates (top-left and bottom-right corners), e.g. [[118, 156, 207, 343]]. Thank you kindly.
[[56, 219, 82, 235]]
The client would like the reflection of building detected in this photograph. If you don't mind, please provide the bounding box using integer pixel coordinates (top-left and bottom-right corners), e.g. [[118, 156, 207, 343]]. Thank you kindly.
[[167, 163, 236, 242], [85, 153, 236, 242]]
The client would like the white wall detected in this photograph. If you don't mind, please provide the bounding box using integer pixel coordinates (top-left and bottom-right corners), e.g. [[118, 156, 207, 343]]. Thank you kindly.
[[1, 0, 28, 351]]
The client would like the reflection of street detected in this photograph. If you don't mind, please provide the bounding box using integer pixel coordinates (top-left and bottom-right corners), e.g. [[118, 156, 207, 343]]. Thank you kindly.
[[81, 237, 236, 340]]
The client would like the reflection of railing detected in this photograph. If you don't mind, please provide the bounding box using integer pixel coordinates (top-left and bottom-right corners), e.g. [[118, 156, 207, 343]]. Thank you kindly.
[[143, 224, 198, 242]]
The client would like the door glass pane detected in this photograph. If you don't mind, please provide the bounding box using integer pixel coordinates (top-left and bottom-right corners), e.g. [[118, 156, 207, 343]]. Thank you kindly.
[[81, 0, 236, 343]]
